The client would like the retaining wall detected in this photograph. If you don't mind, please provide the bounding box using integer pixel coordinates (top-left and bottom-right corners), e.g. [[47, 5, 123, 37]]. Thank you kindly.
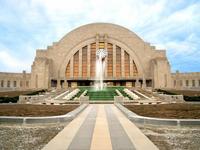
[[0, 104, 88, 124], [115, 103, 200, 126]]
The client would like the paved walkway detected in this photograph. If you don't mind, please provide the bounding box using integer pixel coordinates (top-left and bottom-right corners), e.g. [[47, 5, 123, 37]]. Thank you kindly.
[[43, 104, 158, 150]]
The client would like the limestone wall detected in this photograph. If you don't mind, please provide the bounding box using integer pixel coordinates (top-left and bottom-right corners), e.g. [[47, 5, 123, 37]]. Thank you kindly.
[[0, 71, 31, 91], [30, 23, 171, 89], [151, 57, 172, 89], [31, 57, 53, 89], [172, 71, 200, 90]]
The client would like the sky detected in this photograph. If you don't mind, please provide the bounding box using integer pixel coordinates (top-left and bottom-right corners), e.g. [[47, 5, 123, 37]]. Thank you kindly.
[[0, 0, 199, 73]]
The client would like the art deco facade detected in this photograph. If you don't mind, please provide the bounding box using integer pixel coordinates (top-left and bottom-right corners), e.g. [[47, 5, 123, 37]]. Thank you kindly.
[[0, 23, 199, 90]]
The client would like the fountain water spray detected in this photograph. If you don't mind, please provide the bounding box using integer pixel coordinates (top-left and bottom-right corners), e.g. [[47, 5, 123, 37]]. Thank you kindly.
[[95, 49, 107, 90]]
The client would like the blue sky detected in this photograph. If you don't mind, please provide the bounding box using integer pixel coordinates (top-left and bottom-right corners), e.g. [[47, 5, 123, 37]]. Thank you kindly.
[[0, 0, 199, 73]]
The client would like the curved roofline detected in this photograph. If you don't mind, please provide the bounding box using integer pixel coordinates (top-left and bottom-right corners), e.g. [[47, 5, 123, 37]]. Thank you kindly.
[[59, 22, 144, 42]]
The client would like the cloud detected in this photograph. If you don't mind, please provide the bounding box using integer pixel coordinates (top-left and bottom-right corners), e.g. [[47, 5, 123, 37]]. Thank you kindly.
[[0, 49, 31, 72], [0, 0, 199, 72]]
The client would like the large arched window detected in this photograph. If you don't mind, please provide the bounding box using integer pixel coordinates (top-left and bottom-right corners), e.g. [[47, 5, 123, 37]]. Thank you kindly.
[[65, 42, 138, 79]]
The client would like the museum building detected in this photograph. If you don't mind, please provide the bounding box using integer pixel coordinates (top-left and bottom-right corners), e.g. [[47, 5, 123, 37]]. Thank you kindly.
[[0, 23, 199, 90]]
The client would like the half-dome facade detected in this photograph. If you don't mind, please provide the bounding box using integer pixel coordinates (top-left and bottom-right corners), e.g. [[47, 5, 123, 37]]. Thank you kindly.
[[30, 23, 172, 89]]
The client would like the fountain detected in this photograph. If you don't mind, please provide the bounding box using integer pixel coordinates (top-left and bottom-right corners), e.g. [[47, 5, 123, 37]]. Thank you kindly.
[[95, 48, 107, 90]]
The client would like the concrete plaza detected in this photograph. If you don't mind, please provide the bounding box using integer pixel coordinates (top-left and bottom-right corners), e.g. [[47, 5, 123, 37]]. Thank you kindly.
[[43, 104, 158, 150]]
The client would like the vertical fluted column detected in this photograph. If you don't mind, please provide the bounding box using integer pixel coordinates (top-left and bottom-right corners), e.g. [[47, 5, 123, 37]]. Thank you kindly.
[[96, 34, 99, 50], [113, 44, 116, 78], [63, 80, 68, 88], [79, 49, 82, 78], [95, 34, 99, 79], [142, 76, 146, 89], [87, 44, 91, 78], [70, 56, 74, 78], [135, 78, 140, 88], [57, 79, 61, 89], [130, 58, 133, 77], [105, 42, 108, 78], [121, 49, 125, 78]]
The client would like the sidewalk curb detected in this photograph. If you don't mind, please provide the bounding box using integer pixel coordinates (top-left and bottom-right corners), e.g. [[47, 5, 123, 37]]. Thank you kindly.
[[115, 103, 200, 126], [0, 104, 88, 124]]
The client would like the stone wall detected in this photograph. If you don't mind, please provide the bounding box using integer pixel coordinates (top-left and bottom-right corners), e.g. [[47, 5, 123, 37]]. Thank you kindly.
[[0, 71, 31, 91], [1, 23, 199, 91], [31, 57, 53, 89], [171, 71, 200, 90], [30, 23, 172, 89]]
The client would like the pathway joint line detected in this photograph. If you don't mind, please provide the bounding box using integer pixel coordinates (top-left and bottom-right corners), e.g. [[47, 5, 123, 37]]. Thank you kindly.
[[90, 105, 112, 150], [105, 105, 136, 150], [112, 105, 159, 150], [42, 105, 92, 150], [68, 105, 98, 150]]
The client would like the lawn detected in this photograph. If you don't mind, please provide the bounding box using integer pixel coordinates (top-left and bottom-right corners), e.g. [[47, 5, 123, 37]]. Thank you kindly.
[[79, 86, 125, 101]]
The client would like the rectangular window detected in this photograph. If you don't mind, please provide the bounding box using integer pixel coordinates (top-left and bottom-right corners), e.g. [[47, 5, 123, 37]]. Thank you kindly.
[[192, 80, 195, 87], [186, 80, 189, 86], [1, 80, 3, 87], [199, 80, 200, 87], [180, 80, 183, 87], [20, 81, 23, 87], [7, 81, 10, 87], [13, 81, 17, 87], [26, 81, 29, 87], [174, 80, 176, 87]]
